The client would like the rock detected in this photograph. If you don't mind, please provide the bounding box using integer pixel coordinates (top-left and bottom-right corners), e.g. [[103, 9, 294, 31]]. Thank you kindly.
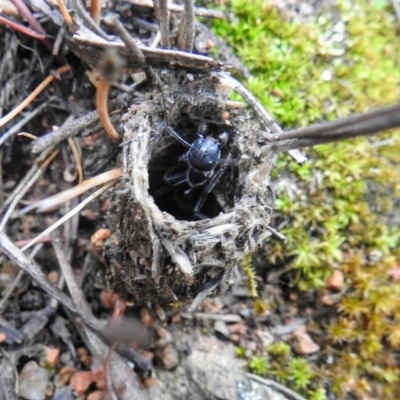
[[19, 361, 50, 400], [147, 331, 292, 400], [91, 229, 112, 248], [54, 386, 74, 400], [155, 345, 179, 370], [69, 371, 95, 395], [292, 326, 320, 355], [326, 270, 344, 291]]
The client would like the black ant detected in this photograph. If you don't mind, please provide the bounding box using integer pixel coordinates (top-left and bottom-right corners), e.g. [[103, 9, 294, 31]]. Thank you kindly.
[[153, 121, 238, 220]]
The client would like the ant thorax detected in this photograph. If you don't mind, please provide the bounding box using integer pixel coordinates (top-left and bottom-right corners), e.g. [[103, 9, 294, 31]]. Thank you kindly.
[[188, 136, 221, 172]]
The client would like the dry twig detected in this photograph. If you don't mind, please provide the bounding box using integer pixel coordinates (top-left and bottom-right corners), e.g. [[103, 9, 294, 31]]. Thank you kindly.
[[271, 103, 400, 151], [57, 0, 74, 29], [181, 0, 195, 52], [70, 0, 113, 40], [96, 78, 120, 142], [0, 65, 71, 129], [31, 111, 100, 154], [52, 237, 90, 313], [0, 98, 54, 146], [21, 168, 122, 213], [154, 0, 170, 48], [20, 180, 118, 252], [103, 14, 146, 66], [215, 73, 307, 164], [0, 15, 46, 39], [67, 137, 83, 183], [90, 0, 102, 25], [0, 149, 59, 231], [0, 146, 57, 212], [10, 0, 54, 51], [127, 0, 224, 18], [0, 243, 43, 313]]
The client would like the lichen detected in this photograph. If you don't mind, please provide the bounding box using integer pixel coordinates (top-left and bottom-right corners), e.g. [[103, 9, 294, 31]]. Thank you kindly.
[[213, 0, 400, 398]]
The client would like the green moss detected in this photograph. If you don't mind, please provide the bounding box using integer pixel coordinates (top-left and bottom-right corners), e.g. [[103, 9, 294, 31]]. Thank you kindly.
[[248, 356, 269, 375], [247, 341, 325, 398], [215, 0, 400, 398]]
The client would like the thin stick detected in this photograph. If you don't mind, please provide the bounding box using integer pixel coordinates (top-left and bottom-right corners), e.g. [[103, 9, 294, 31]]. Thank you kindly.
[[0, 232, 77, 308], [182, 0, 194, 52], [18, 132, 38, 140], [154, 0, 170, 48], [216, 74, 281, 138], [53, 25, 67, 56], [126, 0, 224, 18], [0, 99, 53, 146], [103, 14, 163, 86], [70, 0, 113, 41], [52, 237, 90, 313], [90, 0, 102, 25], [31, 112, 99, 154], [103, 14, 146, 66], [150, 31, 162, 48], [0, 15, 46, 40], [270, 103, 400, 142], [0, 147, 55, 212], [96, 79, 121, 142], [0, 65, 72, 129], [266, 225, 286, 240], [21, 180, 117, 252], [216, 73, 307, 164], [0, 237, 51, 251], [12, 0, 45, 34], [11, 0, 54, 52], [21, 168, 122, 213], [0, 153, 3, 208], [57, 0, 74, 30], [0, 243, 43, 313], [247, 374, 308, 400], [0, 149, 59, 232], [67, 137, 83, 183]]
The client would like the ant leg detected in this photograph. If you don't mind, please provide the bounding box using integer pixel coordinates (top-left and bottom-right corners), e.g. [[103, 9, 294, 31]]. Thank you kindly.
[[164, 171, 187, 183], [194, 166, 227, 214], [166, 126, 192, 148], [153, 159, 192, 197], [154, 173, 188, 197]]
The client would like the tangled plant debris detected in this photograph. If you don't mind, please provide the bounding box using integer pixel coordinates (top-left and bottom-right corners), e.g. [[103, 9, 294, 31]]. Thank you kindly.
[[104, 68, 277, 307]]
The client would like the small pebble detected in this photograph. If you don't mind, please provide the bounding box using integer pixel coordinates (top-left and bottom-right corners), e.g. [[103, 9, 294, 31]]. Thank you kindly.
[[19, 361, 50, 400]]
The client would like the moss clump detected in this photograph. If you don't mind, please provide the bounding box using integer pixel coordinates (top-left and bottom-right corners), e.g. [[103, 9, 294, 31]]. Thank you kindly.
[[214, 0, 400, 398]]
